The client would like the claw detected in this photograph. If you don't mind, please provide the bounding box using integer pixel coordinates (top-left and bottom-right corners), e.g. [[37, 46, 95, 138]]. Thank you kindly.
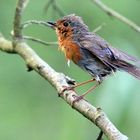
[[71, 95, 85, 107], [59, 85, 75, 97], [63, 86, 75, 91]]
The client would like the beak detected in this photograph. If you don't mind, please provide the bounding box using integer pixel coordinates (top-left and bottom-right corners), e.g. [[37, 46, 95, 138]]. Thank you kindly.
[[47, 21, 56, 29]]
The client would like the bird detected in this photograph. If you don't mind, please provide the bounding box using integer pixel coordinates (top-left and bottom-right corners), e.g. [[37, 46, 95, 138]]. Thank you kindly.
[[47, 14, 140, 100]]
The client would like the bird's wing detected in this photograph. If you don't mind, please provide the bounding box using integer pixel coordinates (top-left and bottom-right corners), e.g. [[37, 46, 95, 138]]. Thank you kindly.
[[78, 33, 140, 79], [80, 33, 139, 65]]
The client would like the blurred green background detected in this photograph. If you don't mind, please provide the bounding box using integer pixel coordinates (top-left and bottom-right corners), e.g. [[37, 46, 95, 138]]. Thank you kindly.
[[0, 0, 140, 140]]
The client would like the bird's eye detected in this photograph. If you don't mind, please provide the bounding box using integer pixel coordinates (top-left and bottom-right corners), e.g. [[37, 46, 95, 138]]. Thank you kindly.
[[63, 22, 69, 27]]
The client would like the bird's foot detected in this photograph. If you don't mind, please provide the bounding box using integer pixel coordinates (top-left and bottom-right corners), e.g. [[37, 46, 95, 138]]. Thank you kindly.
[[58, 85, 76, 97], [72, 94, 85, 106], [62, 85, 75, 92]]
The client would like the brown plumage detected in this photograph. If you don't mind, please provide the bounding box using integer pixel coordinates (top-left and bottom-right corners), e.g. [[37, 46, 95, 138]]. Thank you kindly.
[[47, 14, 140, 99]]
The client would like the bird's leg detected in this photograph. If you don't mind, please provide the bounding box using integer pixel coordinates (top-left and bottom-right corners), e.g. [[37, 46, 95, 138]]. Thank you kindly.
[[73, 79, 95, 88], [59, 79, 95, 97], [72, 82, 100, 105], [62, 79, 95, 91]]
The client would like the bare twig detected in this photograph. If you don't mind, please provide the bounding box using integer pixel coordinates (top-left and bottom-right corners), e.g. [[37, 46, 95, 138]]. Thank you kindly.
[[23, 35, 58, 46], [13, 0, 29, 38], [45, 0, 55, 12], [21, 21, 58, 46], [21, 20, 57, 47], [45, 0, 65, 17], [21, 20, 50, 29], [91, 0, 140, 33], [93, 23, 106, 33], [51, 0, 65, 17]]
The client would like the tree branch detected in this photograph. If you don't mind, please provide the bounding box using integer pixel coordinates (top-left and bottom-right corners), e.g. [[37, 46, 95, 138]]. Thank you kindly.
[[93, 23, 106, 33], [45, 0, 65, 17], [23, 36, 58, 46], [91, 0, 140, 33], [0, 35, 128, 140], [13, 0, 29, 39], [0, 34, 15, 53], [21, 20, 50, 29]]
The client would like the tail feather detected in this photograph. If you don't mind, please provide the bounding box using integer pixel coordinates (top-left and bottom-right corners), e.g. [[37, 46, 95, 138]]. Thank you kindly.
[[122, 65, 140, 80], [113, 60, 140, 80], [103, 58, 140, 80]]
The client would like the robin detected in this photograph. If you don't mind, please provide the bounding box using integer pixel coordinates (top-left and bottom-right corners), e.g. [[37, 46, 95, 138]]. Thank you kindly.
[[47, 14, 140, 100]]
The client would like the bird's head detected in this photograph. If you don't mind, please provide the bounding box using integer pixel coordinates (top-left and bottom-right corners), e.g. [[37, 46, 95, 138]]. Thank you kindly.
[[47, 14, 89, 39]]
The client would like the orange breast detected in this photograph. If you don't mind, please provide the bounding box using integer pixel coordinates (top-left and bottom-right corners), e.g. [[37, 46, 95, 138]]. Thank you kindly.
[[58, 38, 82, 64]]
